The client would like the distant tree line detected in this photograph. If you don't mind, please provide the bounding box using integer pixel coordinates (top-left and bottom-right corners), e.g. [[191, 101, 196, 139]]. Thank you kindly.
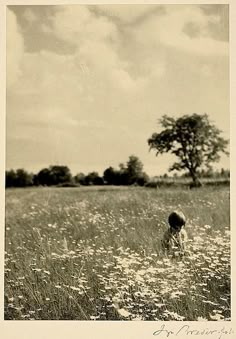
[[5, 155, 150, 188], [181, 168, 230, 179], [5, 161, 229, 189]]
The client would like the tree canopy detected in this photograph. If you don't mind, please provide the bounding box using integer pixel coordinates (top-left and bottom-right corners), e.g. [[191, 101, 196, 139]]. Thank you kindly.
[[148, 113, 229, 186], [5, 169, 33, 187], [103, 156, 148, 186], [36, 166, 72, 186]]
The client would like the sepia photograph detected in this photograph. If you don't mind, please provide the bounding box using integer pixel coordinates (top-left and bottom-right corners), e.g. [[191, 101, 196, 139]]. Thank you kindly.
[[4, 3, 231, 323]]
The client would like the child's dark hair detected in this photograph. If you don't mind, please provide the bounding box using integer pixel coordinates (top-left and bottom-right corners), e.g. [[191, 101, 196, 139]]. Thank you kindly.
[[168, 211, 186, 229]]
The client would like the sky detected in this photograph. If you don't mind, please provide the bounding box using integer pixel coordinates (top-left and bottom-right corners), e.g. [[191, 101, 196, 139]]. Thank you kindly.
[[6, 4, 229, 176]]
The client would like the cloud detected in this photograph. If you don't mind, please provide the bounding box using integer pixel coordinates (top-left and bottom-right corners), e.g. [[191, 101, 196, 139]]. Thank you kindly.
[[91, 5, 164, 24], [7, 44, 136, 134], [7, 5, 168, 97], [48, 6, 118, 48], [7, 5, 228, 131], [131, 5, 228, 56], [39, 5, 143, 93], [7, 9, 24, 87]]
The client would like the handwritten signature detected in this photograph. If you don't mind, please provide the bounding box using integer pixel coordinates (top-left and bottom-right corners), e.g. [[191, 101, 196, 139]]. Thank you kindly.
[[153, 324, 234, 339]]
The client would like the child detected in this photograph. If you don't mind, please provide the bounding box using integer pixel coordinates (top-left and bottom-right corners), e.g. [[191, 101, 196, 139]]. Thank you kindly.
[[162, 211, 188, 255]]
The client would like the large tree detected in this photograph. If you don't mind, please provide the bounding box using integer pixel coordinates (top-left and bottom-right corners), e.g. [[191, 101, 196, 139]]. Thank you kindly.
[[125, 155, 144, 185], [103, 156, 148, 186], [148, 114, 229, 186], [36, 166, 72, 186]]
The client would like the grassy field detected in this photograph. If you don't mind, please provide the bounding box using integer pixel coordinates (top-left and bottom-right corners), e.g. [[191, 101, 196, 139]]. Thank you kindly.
[[4, 186, 230, 321]]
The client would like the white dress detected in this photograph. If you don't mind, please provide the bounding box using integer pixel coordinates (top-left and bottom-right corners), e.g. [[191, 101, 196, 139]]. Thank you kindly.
[[162, 227, 188, 253]]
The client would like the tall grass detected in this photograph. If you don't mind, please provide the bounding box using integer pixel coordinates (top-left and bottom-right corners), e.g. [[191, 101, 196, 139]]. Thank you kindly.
[[5, 186, 230, 320]]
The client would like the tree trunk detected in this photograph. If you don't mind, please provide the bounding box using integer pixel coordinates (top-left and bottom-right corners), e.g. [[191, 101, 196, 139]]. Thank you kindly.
[[190, 170, 202, 188]]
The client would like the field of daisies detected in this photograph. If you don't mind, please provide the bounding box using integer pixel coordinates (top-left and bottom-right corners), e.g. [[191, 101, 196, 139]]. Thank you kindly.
[[4, 186, 230, 321]]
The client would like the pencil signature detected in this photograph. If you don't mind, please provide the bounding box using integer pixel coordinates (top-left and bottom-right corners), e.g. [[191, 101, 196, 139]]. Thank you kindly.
[[153, 324, 234, 339]]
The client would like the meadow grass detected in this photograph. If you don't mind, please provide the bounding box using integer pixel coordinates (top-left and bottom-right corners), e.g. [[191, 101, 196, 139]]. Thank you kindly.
[[4, 186, 230, 320]]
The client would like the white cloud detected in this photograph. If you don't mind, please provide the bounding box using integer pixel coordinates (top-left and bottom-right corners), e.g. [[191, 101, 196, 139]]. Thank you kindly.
[[8, 45, 136, 132], [132, 5, 228, 56], [49, 6, 118, 47], [92, 5, 160, 24], [39, 6, 142, 93], [7, 9, 24, 87]]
